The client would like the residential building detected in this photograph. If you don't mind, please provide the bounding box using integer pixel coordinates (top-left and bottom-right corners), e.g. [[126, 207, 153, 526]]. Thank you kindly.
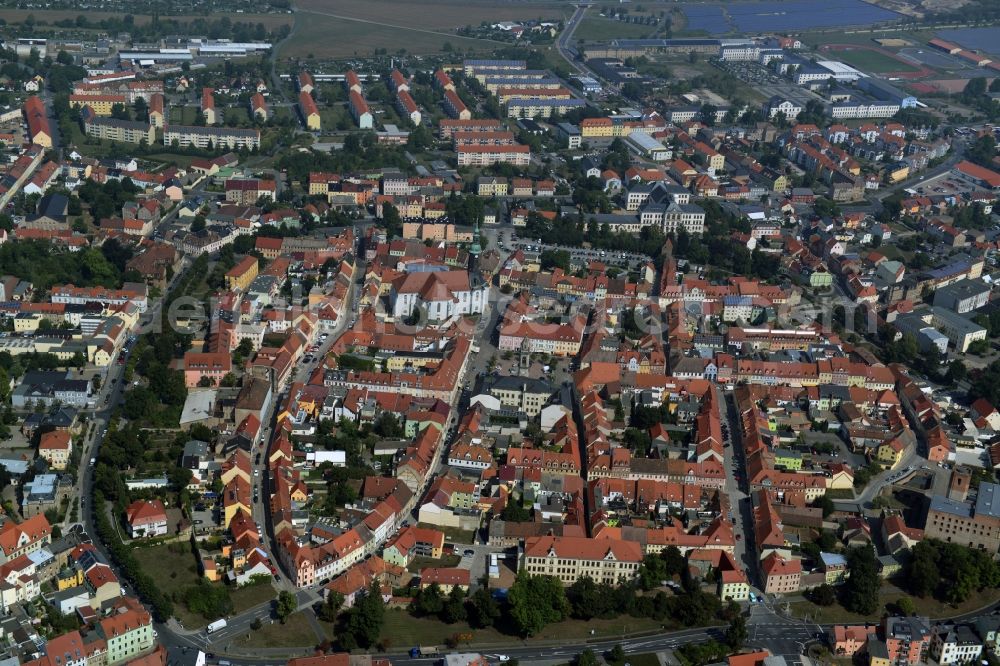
[[457, 144, 530, 167], [38, 431, 72, 470], [182, 352, 233, 388], [98, 599, 155, 664], [349, 91, 373, 129], [225, 178, 276, 205], [251, 92, 268, 121], [0, 514, 52, 564], [761, 552, 801, 595], [69, 94, 126, 116], [928, 624, 983, 665], [81, 109, 155, 145], [163, 125, 261, 150], [226, 256, 260, 291], [125, 499, 168, 538], [201, 87, 216, 124], [24, 96, 52, 147], [884, 616, 931, 666], [299, 91, 320, 130]]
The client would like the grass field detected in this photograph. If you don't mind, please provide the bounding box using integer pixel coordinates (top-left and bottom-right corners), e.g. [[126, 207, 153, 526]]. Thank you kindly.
[[319, 104, 355, 132], [133, 543, 278, 627], [787, 583, 1000, 623], [571, 17, 656, 42], [380, 610, 665, 648], [132, 543, 207, 627], [0, 8, 292, 29], [406, 554, 461, 574], [222, 107, 252, 126], [826, 47, 919, 73], [170, 106, 200, 125], [282, 15, 492, 58], [230, 583, 277, 614], [231, 612, 319, 648], [418, 523, 477, 545], [144, 153, 201, 169], [281, 0, 569, 58]]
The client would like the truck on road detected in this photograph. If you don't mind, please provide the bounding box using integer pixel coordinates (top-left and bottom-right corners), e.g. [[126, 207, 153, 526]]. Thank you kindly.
[[206, 619, 227, 634], [410, 647, 439, 658]]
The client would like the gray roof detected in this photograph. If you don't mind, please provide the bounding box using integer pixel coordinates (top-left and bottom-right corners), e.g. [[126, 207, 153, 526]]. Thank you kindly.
[[183, 439, 209, 458], [935, 278, 990, 300], [931, 306, 987, 335], [886, 616, 931, 640], [487, 375, 554, 396], [929, 494, 974, 519], [976, 482, 1000, 518]]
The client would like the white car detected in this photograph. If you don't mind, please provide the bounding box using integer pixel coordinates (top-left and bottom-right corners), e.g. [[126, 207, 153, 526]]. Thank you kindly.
[[488, 656, 510, 663]]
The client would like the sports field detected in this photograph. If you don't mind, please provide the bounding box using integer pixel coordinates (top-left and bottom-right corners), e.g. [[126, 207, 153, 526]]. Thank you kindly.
[[829, 46, 920, 73]]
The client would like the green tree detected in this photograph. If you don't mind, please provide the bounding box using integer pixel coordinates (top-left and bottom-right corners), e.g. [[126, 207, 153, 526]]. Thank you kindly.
[[507, 572, 570, 636], [466, 586, 500, 628], [574, 649, 599, 666], [843, 546, 880, 615], [343, 582, 385, 648], [968, 134, 997, 167], [539, 249, 571, 272], [965, 76, 988, 99], [441, 587, 468, 624], [909, 541, 941, 598], [725, 614, 747, 650], [945, 359, 967, 385], [276, 590, 297, 623], [317, 591, 344, 622], [812, 495, 835, 518], [412, 583, 445, 617], [897, 596, 916, 616], [808, 583, 837, 606]]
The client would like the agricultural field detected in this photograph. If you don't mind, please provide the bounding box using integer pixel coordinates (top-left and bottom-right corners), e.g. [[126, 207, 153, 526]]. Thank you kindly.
[[294, 0, 567, 31], [828, 46, 920, 73], [281, 0, 569, 58], [0, 9, 292, 29], [281, 15, 494, 58], [572, 17, 657, 42]]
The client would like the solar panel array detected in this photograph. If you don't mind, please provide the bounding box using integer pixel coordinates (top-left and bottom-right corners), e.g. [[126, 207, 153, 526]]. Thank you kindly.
[[679, 0, 900, 35]]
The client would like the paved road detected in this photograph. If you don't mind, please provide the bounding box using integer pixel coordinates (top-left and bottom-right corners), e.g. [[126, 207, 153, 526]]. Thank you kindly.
[[717, 386, 756, 586], [556, 4, 593, 79], [255, 236, 365, 592], [871, 136, 964, 206]]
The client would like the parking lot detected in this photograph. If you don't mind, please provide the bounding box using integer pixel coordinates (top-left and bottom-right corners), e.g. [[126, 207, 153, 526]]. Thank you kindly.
[[909, 170, 983, 200], [513, 241, 649, 271], [715, 59, 784, 85]]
